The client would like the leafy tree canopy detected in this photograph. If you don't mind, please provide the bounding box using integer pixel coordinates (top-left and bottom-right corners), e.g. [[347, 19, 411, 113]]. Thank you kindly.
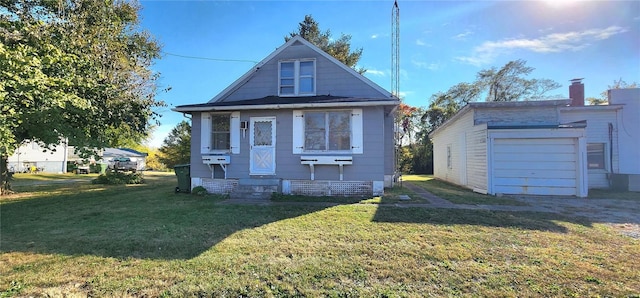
[[286, 15, 365, 73], [158, 121, 191, 169], [1, 0, 163, 194], [424, 59, 561, 133]]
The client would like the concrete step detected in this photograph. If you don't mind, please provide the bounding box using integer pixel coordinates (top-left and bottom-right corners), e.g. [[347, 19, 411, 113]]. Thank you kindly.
[[229, 181, 280, 200]]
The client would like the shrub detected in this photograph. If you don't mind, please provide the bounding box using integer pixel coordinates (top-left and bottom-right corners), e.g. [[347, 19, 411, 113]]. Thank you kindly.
[[92, 170, 144, 185], [191, 186, 208, 196]]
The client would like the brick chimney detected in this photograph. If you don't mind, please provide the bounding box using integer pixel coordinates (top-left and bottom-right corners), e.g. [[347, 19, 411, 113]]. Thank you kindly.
[[569, 78, 584, 106]]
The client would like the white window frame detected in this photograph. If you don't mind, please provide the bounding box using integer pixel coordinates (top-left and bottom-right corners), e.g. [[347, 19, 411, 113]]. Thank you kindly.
[[587, 142, 607, 171], [293, 109, 362, 154], [279, 59, 316, 97], [201, 112, 240, 154]]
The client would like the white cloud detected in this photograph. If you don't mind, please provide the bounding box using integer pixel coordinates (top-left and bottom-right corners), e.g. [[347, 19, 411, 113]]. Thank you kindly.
[[452, 30, 474, 41], [371, 34, 379, 39], [456, 26, 628, 66], [416, 39, 427, 46], [411, 59, 441, 71], [366, 69, 386, 76]]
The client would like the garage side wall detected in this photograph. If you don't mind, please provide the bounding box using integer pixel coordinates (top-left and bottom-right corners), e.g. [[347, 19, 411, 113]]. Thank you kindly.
[[560, 109, 619, 189], [466, 124, 488, 193], [432, 111, 475, 187]]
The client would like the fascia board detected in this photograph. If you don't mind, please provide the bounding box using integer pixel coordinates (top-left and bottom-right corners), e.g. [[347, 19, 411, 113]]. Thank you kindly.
[[172, 100, 399, 113]]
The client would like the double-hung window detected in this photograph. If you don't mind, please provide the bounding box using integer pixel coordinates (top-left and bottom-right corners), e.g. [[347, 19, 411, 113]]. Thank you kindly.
[[211, 114, 230, 151], [292, 109, 363, 154], [587, 143, 605, 170], [279, 59, 315, 96], [201, 112, 240, 154], [304, 111, 351, 151]]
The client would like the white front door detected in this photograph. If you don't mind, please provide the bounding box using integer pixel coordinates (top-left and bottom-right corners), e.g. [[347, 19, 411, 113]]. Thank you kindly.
[[250, 117, 276, 175]]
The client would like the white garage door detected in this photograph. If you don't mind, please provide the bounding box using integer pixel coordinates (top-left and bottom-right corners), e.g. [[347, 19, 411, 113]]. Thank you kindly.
[[492, 138, 578, 196]]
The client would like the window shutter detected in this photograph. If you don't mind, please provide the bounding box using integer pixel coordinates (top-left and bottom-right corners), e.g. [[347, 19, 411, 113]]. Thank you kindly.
[[230, 112, 240, 154], [292, 110, 304, 154], [351, 109, 363, 154], [200, 113, 211, 154]]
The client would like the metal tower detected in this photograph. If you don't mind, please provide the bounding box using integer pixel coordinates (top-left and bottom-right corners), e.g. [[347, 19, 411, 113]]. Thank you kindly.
[[391, 0, 400, 98]]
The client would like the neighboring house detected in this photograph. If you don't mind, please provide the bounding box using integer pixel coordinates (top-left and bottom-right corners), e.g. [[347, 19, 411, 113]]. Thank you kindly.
[[429, 80, 639, 197], [102, 148, 148, 171], [173, 36, 399, 197], [67, 147, 148, 171], [7, 140, 69, 173]]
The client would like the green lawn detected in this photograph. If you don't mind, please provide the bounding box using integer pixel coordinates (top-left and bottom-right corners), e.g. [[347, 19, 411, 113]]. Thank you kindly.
[[1, 173, 638, 297], [401, 175, 530, 206]]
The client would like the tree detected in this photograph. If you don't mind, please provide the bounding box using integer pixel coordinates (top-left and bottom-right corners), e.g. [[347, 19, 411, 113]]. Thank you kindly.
[[476, 59, 561, 102], [586, 78, 638, 105], [398, 60, 561, 174], [424, 60, 560, 133], [158, 121, 191, 169], [286, 15, 365, 73], [1, 0, 163, 194]]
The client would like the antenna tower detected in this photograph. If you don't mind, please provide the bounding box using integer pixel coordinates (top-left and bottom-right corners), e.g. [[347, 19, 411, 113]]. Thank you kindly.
[[391, 0, 400, 98]]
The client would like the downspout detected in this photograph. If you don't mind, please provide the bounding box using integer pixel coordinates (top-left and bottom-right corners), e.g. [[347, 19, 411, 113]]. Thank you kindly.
[[608, 122, 614, 188]]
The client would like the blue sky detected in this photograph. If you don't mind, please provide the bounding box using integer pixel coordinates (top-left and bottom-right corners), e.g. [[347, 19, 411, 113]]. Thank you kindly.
[[139, 0, 640, 147]]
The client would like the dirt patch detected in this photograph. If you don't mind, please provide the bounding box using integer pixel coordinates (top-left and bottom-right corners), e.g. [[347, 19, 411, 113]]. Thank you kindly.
[[511, 196, 640, 239]]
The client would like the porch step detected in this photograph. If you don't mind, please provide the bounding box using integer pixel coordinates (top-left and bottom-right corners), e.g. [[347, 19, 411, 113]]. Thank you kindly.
[[229, 179, 281, 200]]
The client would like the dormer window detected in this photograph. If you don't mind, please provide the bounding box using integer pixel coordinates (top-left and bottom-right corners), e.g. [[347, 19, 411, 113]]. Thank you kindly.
[[279, 59, 315, 96]]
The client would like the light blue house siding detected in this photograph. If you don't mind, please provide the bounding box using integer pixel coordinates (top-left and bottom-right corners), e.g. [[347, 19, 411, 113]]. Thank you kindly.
[[190, 105, 392, 182], [176, 36, 398, 196], [219, 41, 387, 102]]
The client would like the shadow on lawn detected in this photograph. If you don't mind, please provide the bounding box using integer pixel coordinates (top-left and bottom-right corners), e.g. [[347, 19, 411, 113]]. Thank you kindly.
[[0, 182, 329, 260], [372, 200, 589, 233]]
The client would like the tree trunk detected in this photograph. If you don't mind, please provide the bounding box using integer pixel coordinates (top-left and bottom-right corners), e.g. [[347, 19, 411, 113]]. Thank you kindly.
[[0, 154, 11, 195]]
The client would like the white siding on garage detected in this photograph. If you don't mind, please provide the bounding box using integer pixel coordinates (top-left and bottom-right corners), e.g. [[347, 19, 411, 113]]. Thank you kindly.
[[560, 108, 619, 189], [432, 111, 475, 186], [466, 124, 488, 192], [491, 138, 579, 196]]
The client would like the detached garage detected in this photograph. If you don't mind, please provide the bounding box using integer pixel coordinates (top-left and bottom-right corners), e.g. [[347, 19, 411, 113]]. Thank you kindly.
[[487, 127, 587, 197], [430, 99, 589, 198]]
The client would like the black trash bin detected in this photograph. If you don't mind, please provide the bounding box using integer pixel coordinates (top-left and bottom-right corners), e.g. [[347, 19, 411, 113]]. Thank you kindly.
[[174, 164, 191, 193]]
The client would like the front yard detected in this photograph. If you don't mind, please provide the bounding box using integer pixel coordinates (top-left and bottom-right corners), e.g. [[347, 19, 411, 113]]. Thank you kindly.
[[0, 172, 638, 296]]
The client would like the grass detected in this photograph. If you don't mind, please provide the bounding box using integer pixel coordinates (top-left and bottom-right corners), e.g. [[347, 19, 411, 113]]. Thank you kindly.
[[1, 172, 639, 297], [401, 174, 529, 206], [588, 188, 640, 200]]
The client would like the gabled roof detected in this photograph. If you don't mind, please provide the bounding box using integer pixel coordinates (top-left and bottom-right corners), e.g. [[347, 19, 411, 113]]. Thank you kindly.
[[103, 148, 147, 158], [208, 35, 392, 103], [429, 99, 572, 138], [174, 95, 398, 112]]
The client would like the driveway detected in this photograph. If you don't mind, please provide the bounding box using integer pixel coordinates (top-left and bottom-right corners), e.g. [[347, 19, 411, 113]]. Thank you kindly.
[[403, 182, 640, 239]]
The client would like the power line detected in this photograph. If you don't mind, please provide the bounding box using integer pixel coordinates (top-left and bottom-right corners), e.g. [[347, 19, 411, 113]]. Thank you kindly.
[[161, 51, 258, 64]]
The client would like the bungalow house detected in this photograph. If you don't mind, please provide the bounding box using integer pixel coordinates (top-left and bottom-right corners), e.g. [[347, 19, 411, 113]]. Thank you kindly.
[[429, 80, 639, 197], [173, 36, 399, 197], [7, 140, 69, 173]]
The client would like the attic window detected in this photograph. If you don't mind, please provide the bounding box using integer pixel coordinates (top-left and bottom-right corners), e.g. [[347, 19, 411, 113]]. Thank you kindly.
[[279, 59, 315, 96]]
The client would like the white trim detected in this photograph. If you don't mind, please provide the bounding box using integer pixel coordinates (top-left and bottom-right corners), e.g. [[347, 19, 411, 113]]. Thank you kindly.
[[292, 110, 305, 154], [201, 112, 236, 154], [249, 116, 277, 175], [200, 113, 212, 154], [208, 35, 391, 103], [351, 109, 363, 154], [173, 100, 398, 113], [292, 109, 363, 155], [230, 111, 240, 154], [278, 59, 316, 97]]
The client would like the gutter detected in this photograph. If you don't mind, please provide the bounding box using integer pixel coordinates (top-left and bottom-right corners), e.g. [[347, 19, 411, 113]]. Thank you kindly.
[[172, 100, 399, 113]]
